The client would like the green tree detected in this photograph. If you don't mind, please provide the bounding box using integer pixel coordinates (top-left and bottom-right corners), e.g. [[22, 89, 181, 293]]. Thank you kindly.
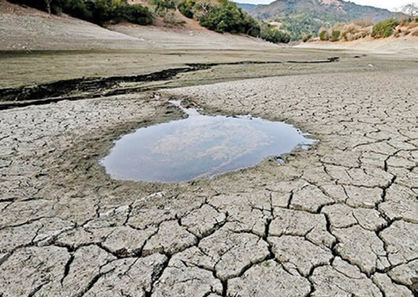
[[331, 30, 340, 41], [319, 30, 329, 41], [372, 19, 399, 38], [10, 0, 153, 25], [178, 0, 195, 18]]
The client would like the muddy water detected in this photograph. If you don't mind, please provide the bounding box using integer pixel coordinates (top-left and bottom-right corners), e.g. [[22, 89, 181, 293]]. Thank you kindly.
[[101, 101, 316, 183]]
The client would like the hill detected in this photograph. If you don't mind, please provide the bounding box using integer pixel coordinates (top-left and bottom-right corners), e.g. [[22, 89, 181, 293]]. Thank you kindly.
[[6, 0, 292, 44], [238, 0, 406, 40], [0, 0, 277, 51], [235, 2, 259, 12]]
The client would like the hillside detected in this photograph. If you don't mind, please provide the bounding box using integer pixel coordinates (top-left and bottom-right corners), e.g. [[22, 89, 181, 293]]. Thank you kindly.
[[297, 34, 418, 55], [297, 18, 418, 54], [6, 0, 293, 44], [236, 2, 259, 12], [251, 0, 401, 21], [0, 0, 277, 50], [239, 0, 405, 40]]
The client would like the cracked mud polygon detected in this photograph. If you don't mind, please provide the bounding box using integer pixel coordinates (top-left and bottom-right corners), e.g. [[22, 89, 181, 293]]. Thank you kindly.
[[0, 50, 417, 297]]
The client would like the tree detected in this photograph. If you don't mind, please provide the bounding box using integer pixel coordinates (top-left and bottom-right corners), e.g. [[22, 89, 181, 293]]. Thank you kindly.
[[330, 30, 340, 42], [401, 3, 418, 17], [371, 19, 399, 38], [44, 0, 52, 14], [319, 30, 329, 41]]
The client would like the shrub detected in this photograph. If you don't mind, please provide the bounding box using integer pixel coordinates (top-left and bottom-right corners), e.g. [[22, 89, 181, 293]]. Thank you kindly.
[[9, 0, 45, 11], [163, 11, 186, 26], [371, 19, 400, 38], [353, 32, 362, 40], [151, 0, 175, 15], [121, 5, 153, 25], [400, 18, 412, 26], [259, 23, 290, 43], [93, 0, 126, 23], [177, 0, 288, 43], [302, 33, 312, 42], [199, 0, 249, 33], [177, 0, 195, 18], [198, 0, 262, 37], [330, 30, 340, 41], [319, 30, 329, 41], [9, 0, 154, 25], [60, 0, 93, 20]]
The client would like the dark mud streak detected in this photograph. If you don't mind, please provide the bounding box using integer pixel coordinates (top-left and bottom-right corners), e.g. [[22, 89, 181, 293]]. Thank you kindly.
[[0, 66, 197, 102], [0, 58, 339, 109]]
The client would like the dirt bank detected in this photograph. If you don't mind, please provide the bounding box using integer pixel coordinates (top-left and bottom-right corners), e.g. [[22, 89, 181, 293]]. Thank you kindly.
[[297, 36, 418, 55]]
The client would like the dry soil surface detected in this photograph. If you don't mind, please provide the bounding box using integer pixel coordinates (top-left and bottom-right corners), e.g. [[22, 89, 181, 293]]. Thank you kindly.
[[0, 1, 417, 296], [0, 62, 417, 297]]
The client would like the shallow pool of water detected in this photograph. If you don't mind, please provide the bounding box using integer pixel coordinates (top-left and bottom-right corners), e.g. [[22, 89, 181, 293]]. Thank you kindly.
[[101, 101, 316, 183]]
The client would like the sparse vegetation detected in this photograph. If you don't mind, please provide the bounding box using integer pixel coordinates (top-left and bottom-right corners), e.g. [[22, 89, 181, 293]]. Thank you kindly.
[[371, 19, 400, 38], [178, 0, 290, 43], [316, 16, 418, 42], [259, 22, 291, 43], [330, 30, 341, 41], [120, 4, 154, 25], [177, 0, 195, 18], [400, 3, 418, 18], [319, 30, 328, 41], [274, 12, 327, 41], [248, 0, 404, 41], [301, 33, 312, 42], [163, 11, 186, 26], [9, 0, 154, 25], [151, 0, 175, 16]]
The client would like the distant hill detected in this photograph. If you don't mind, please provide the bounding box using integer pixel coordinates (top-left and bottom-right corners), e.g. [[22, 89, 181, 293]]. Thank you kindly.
[[235, 3, 259, 12], [237, 0, 406, 40], [250, 0, 402, 21]]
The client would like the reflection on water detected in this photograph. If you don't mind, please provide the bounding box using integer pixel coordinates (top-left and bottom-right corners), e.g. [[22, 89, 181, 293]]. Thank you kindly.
[[101, 101, 316, 183]]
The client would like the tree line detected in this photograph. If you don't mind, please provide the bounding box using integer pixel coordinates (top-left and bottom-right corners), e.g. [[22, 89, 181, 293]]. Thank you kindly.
[[10, 0, 291, 43]]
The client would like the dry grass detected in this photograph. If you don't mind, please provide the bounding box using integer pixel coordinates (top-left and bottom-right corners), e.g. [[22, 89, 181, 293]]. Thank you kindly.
[[318, 19, 418, 42]]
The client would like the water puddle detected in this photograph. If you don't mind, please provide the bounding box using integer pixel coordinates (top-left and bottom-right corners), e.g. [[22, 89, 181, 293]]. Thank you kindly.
[[101, 101, 316, 183]]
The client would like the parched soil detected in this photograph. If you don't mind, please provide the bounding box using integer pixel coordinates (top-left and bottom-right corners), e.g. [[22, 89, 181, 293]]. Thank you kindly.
[[0, 60, 417, 296], [0, 1, 417, 295]]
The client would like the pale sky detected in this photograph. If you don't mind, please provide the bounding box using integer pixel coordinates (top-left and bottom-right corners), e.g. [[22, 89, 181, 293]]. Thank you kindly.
[[235, 0, 417, 11]]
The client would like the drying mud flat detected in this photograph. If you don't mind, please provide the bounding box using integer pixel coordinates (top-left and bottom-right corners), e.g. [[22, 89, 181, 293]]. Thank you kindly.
[[0, 49, 417, 297], [0, 2, 417, 292]]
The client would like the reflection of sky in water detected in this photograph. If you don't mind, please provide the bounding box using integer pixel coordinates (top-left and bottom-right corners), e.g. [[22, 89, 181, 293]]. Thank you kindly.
[[101, 103, 316, 183]]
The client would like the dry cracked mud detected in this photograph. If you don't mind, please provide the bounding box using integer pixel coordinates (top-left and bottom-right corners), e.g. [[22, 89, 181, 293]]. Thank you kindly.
[[0, 63, 417, 297]]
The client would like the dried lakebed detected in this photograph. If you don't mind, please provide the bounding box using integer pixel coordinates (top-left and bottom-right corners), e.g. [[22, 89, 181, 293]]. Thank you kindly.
[[0, 58, 340, 110], [102, 101, 315, 182], [0, 69, 417, 297]]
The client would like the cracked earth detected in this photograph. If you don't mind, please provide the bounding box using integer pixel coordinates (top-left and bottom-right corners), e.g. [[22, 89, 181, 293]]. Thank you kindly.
[[0, 67, 417, 297]]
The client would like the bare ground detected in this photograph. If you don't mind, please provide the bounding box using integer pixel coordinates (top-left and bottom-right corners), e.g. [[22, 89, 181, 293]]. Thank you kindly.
[[0, 62, 417, 297], [0, 1, 417, 296]]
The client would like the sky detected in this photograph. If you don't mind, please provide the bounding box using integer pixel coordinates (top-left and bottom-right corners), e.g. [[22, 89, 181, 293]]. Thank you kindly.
[[235, 0, 417, 11]]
